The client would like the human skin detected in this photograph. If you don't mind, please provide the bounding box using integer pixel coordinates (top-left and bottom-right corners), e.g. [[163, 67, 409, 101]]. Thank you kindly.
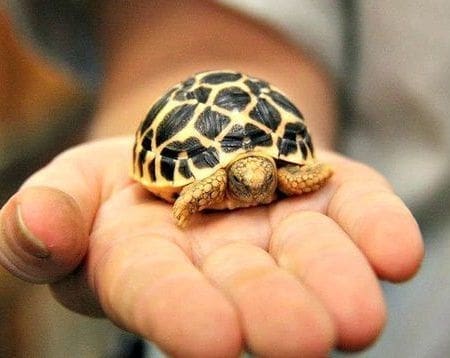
[[0, 1, 423, 357]]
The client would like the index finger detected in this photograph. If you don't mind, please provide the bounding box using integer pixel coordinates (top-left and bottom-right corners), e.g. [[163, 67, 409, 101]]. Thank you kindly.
[[326, 153, 424, 281], [270, 152, 423, 282]]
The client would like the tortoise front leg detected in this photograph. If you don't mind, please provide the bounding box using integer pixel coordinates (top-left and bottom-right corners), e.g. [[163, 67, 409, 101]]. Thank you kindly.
[[173, 169, 227, 227], [277, 162, 333, 196]]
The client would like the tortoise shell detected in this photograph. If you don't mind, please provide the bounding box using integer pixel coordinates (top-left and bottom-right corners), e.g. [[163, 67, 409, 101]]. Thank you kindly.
[[132, 70, 315, 201]]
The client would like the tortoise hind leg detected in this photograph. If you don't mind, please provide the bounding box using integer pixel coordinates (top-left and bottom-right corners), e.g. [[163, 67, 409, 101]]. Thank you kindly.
[[173, 169, 227, 227], [277, 162, 333, 196]]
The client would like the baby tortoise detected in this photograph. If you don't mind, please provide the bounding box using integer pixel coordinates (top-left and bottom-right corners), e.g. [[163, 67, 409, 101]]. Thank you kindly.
[[132, 70, 332, 227]]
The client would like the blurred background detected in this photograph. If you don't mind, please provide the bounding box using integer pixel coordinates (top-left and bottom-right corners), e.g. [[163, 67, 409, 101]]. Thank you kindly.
[[0, 2, 125, 357], [1, 1, 449, 357]]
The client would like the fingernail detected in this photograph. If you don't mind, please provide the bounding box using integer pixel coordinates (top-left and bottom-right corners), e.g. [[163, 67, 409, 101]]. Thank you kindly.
[[16, 205, 50, 259]]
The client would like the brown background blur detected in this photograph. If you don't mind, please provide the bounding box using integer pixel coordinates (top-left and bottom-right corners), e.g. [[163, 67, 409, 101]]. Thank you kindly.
[[0, 9, 123, 357]]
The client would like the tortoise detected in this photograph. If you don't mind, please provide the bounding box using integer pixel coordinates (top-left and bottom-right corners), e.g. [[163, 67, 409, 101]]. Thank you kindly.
[[132, 70, 333, 227]]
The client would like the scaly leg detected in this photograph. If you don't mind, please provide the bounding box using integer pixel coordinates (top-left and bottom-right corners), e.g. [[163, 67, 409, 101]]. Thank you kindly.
[[173, 169, 227, 227], [277, 162, 333, 196]]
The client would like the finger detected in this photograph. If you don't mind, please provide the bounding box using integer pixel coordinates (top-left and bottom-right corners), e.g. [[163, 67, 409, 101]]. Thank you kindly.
[[270, 211, 386, 350], [326, 156, 424, 282], [202, 242, 336, 357], [89, 230, 242, 357], [0, 138, 130, 283]]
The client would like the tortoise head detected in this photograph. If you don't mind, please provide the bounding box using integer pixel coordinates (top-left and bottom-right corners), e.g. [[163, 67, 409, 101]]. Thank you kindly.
[[227, 155, 277, 204]]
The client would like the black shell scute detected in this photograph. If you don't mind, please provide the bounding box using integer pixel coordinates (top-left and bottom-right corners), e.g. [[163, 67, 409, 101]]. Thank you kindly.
[[155, 104, 197, 146], [214, 86, 251, 111], [133, 70, 314, 189], [195, 107, 232, 140], [249, 98, 282, 131], [201, 71, 242, 84]]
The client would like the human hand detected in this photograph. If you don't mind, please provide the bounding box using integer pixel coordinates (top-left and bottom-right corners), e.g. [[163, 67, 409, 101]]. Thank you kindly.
[[0, 137, 423, 357]]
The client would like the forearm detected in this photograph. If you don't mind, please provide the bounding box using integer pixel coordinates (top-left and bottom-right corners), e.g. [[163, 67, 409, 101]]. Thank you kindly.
[[90, 0, 336, 148]]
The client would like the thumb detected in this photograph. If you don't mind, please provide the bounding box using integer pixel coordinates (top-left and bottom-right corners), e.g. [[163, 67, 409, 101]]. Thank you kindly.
[[0, 186, 88, 283], [0, 138, 131, 283]]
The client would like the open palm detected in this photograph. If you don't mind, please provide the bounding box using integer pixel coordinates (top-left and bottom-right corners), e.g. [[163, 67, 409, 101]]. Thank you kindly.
[[0, 137, 423, 357]]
